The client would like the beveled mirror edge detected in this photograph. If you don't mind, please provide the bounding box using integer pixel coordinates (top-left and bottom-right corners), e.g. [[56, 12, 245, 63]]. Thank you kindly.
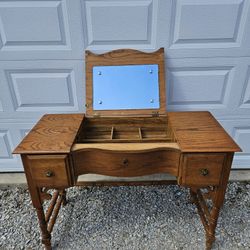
[[85, 48, 166, 117]]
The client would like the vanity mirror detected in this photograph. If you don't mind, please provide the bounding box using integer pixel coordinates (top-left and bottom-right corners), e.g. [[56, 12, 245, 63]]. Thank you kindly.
[[92, 64, 160, 110]]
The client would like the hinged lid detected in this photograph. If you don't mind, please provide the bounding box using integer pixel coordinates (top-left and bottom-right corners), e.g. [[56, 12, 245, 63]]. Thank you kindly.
[[85, 48, 166, 117]]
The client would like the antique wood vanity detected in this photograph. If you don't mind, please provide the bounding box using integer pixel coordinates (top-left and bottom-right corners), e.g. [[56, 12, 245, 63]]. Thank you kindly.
[[13, 49, 241, 250]]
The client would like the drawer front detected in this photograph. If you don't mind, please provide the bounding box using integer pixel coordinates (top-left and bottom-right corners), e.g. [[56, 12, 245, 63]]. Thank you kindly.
[[180, 153, 226, 186], [74, 149, 180, 177], [27, 155, 71, 187]]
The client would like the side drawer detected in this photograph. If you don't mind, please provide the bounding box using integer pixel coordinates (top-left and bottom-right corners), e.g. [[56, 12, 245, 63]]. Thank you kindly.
[[179, 153, 226, 186], [27, 155, 72, 187]]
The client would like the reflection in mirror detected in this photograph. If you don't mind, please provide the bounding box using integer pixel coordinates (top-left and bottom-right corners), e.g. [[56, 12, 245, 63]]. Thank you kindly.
[[93, 64, 159, 110]]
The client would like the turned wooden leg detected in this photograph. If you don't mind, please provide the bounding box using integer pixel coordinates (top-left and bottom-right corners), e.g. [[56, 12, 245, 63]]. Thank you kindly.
[[189, 189, 195, 204], [36, 207, 52, 250], [28, 188, 66, 250], [190, 187, 227, 250], [206, 236, 215, 250], [205, 206, 219, 250], [61, 189, 67, 206], [35, 189, 65, 249], [190, 188, 218, 250]]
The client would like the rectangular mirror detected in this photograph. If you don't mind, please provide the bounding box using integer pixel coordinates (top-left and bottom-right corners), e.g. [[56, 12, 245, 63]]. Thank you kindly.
[[93, 64, 159, 110]]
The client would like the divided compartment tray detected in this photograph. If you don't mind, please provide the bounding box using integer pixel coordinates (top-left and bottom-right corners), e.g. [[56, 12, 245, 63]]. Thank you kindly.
[[76, 117, 176, 143], [84, 126, 112, 140]]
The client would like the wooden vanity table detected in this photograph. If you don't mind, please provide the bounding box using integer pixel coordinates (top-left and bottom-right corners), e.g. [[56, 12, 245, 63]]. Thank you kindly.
[[13, 48, 241, 250]]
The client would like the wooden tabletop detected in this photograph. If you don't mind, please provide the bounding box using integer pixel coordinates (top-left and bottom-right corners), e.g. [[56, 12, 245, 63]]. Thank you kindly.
[[13, 114, 84, 154], [13, 111, 241, 155], [168, 111, 241, 153]]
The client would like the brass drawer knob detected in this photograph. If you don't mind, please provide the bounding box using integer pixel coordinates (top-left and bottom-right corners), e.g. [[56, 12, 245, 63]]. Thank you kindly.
[[123, 158, 129, 165], [45, 170, 53, 177], [200, 168, 209, 176]]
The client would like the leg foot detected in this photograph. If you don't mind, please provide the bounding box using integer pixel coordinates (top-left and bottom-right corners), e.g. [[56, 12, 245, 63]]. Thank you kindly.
[[61, 189, 67, 206], [190, 188, 220, 250], [206, 235, 215, 250], [189, 189, 196, 204], [41, 238, 52, 250], [36, 208, 52, 249]]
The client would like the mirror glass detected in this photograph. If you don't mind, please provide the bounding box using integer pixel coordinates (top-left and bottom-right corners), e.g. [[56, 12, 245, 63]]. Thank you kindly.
[[93, 64, 159, 110]]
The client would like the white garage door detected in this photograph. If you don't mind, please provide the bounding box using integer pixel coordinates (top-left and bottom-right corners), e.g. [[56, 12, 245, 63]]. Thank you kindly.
[[0, 0, 250, 171]]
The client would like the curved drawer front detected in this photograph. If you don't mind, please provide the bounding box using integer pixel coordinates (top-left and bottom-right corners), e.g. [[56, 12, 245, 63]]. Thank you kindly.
[[179, 153, 226, 187], [27, 155, 72, 187], [73, 149, 180, 177]]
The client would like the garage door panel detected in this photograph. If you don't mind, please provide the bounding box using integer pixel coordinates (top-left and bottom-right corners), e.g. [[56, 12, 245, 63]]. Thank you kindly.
[[0, 121, 35, 171], [84, 1, 151, 44], [219, 119, 250, 168], [82, 0, 173, 50], [6, 70, 76, 111], [0, 130, 12, 159], [168, 66, 234, 109], [0, 60, 84, 120], [167, 0, 250, 58], [0, 0, 84, 60], [238, 66, 250, 109], [0, 100, 3, 112], [167, 57, 250, 120], [0, 71, 16, 113], [167, 57, 240, 115]]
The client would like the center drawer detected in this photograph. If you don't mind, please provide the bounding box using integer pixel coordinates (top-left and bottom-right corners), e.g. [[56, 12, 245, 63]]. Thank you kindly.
[[73, 149, 180, 177]]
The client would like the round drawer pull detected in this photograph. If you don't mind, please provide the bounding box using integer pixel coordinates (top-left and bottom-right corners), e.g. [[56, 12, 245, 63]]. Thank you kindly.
[[45, 170, 53, 177], [200, 168, 209, 176], [123, 158, 129, 166]]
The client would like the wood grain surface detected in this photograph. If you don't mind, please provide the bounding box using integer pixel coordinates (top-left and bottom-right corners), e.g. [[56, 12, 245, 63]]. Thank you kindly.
[[27, 154, 71, 187], [168, 111, 241, 153], [13, 114, 84, 154], [72, 142, 180, 152], [76, 116, 176, 143], [180, 153, 226, 186], [73, 149, 180, 177]]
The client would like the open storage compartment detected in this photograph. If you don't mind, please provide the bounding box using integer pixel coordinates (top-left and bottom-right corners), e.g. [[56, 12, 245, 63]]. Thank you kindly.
[[76, 117, 176, 143]]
